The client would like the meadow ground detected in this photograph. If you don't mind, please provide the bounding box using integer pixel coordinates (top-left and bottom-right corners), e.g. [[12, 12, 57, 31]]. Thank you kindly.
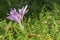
[[0, 0, 60, 40]]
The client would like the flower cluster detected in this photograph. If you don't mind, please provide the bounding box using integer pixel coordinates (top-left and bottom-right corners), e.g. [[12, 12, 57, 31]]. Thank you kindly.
[[7, 5, 28, 30]]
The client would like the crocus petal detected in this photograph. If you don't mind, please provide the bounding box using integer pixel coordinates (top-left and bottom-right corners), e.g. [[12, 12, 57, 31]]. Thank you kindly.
[[24, 9, 29, 15], [19, 7, 24, 16], [19, 9, 23, 16], [6, 16, 15, 20], [13, 8, 16, 12], [23, 5, 28, 14], [10, 8, 17, 15], [14, 15, 19, 22]]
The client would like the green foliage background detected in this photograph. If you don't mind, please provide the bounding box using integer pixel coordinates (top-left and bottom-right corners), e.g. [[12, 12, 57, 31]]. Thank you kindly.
[[0, 0, 60, 40]]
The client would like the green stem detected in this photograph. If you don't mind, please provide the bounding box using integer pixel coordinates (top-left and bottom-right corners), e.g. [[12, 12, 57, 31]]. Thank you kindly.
[[19, 22, 24, 30]]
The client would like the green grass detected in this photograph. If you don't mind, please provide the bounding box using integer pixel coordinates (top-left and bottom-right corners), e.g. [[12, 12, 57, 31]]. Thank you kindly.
[[0, 9, 60, 40]]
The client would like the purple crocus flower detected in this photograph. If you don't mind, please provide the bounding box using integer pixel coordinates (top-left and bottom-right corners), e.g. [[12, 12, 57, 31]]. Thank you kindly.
[[6, 5, 29, 30]]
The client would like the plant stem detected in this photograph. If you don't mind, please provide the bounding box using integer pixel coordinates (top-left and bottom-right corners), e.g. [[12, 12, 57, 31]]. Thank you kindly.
[[19, 22, 24, 30]]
